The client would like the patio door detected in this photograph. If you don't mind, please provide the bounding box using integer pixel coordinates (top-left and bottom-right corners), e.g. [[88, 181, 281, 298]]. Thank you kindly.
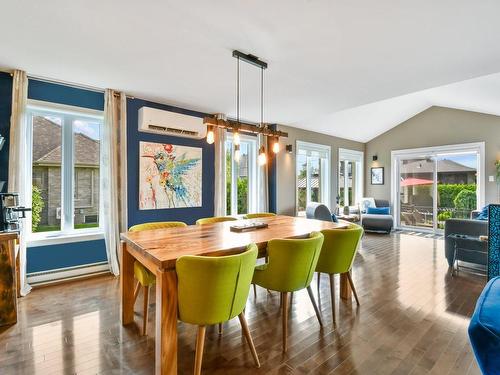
[[392, 143, 484, 233]]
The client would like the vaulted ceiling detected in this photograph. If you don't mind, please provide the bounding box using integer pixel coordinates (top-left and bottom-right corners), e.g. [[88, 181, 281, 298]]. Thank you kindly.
[[1, 0, 499, 142]]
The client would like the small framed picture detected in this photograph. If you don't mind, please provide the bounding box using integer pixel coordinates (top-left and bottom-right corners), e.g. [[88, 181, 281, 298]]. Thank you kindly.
[[371, 167, 384, 185]]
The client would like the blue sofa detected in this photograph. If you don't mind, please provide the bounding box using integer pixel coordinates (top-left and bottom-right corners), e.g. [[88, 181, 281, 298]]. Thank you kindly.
[[468, 277, 500, 374]]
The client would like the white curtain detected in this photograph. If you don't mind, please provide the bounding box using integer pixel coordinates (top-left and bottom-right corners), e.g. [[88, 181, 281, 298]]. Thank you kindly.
[[257, 134, 269, 212], [214, 127, 227, 216], [8, 70, 31, 296], [102, 89, 127, 276]]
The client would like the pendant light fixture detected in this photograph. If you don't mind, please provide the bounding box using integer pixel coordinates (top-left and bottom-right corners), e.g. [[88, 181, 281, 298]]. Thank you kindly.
[[203, 51, 289, 161], [206, 125, 215, 144]]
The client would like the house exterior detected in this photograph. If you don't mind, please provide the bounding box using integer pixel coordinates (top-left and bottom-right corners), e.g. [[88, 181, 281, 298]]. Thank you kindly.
[[32, 117, 100, 229]]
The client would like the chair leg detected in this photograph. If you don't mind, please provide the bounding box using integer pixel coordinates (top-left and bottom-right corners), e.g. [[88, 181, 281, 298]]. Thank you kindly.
[[253, 284, 257, 299], [346, 272, 360, 306], [329, 274, 336, 323], [306, 285, 323, 326], [281, 292, 288, 352], [218, 323, 223, 335], [133, 281, 141, 304], [317, 272, 321, 294], [238, 313, 260, 368], [194, 326, 206, 375], [142, 285, 150, 336]]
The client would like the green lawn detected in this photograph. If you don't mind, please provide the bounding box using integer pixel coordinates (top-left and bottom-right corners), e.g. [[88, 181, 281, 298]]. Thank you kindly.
[[34, 223, 99, 232]]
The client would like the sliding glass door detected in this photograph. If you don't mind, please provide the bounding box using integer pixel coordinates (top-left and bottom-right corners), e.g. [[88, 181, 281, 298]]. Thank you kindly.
[[393, 143, 483, 232]]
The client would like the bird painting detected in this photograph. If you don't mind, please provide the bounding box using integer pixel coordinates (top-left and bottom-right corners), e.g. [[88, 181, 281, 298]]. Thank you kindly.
[[139, 142, 202, 209]]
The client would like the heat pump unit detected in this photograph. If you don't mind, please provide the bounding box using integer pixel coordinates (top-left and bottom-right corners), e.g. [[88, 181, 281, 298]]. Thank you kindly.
[[138, 107, 206, 139]]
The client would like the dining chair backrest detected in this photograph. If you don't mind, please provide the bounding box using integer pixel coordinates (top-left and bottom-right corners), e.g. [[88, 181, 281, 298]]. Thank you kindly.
[[176, 244, 258, 325], [129, 221, 187, 232], [316, 224, 363, 274], [196, 216, 237, 225], [264, 232, 324, 292], [244, 213, 276, 219]]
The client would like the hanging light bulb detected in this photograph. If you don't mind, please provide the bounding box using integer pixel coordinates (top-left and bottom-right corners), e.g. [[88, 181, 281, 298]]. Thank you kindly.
[[206, 125, 215, 144], [233, 130, 240, 146], [272, 137, 280, 154], [234, 144, 241, 162], [258, 145, 267, 165]]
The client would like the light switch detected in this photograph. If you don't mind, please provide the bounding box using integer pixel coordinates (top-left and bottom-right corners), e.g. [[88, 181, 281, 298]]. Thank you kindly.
[[489, 175, 495, 182]]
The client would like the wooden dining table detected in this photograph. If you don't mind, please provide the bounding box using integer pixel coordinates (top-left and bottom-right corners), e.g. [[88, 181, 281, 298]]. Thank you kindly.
[[120, 215, 351, 375]]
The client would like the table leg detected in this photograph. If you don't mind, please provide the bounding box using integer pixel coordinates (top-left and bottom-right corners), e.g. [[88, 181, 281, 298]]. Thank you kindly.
[[156, 268, 178, 375], [340, 272, 352, 300], [121, 241, 135, 325]]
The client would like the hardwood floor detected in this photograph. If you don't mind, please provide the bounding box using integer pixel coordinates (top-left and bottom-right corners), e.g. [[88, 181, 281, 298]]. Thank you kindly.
[[0, 232, 485, 374]]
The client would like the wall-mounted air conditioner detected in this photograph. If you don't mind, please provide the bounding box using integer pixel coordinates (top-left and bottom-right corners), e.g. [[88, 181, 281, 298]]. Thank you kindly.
[[138, 107, 206, 139]]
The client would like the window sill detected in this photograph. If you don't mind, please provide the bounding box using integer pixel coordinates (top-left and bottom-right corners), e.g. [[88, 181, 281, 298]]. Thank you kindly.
[[28, 230, 104, 247]]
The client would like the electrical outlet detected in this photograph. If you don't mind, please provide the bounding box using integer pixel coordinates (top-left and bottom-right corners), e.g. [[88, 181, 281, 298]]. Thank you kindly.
[[489, 175, 495, 182]]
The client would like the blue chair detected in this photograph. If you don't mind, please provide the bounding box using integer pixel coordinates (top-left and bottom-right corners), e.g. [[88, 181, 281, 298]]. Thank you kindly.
[[468, 276, 500, 374]]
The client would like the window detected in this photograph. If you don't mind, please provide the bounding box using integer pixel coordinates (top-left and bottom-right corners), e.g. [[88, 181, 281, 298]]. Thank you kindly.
[[226, 133, 257, 215], [28, 102, 103, 236], [296, 141, 331, 215], [338, 148, 364, 210]]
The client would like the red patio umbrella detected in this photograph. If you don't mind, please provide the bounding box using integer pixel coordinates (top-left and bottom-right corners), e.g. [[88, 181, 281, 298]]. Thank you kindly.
[[400, 177, 433, 187]]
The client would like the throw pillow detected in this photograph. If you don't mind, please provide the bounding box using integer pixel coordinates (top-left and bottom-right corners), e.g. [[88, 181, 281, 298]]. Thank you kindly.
[[366, 206, 390, 215], [476, 205, 489, 221], [360, 197, 376, 213]]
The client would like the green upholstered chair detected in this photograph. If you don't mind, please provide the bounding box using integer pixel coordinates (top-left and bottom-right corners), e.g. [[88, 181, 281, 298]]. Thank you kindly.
[[195, 216, 237, 225], [129, 221, 187, 335], [244, 212, 276, 219], [176, 244, 260, 375], [316, 223, 363, 322], [252, 232, 324, 352]]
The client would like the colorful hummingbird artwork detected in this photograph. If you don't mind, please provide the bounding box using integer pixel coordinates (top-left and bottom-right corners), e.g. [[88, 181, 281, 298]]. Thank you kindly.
[[139, 142, 202, 209]]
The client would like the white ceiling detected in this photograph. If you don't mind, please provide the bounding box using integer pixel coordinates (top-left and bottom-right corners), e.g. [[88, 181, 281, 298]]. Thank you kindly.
[[1, 0, 500, 142]]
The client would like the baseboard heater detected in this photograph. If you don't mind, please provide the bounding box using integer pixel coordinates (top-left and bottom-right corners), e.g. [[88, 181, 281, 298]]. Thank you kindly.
[[27, 261, 111, 286]]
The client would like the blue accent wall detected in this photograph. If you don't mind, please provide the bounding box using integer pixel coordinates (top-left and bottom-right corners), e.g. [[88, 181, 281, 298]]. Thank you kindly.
[[27, 240, 107, 273], [126, 98, 215, 226], [28, 79, 104, 110], [0, 72, 13, 192]]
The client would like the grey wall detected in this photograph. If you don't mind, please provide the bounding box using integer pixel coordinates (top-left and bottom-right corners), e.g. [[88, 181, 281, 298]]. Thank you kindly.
[[365, 106, 500, 204], [275, 124, 365, 216]]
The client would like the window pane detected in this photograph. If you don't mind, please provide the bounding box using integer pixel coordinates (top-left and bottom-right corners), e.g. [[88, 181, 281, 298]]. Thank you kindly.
[[309, 157, 320, 203], [32, 115, 62, 232], [297, 154, 307, 212], [73, 120, 100, 229], [237, 142, 249, 214], [225, 140, 232, 215], [338, 161, 345, 207]]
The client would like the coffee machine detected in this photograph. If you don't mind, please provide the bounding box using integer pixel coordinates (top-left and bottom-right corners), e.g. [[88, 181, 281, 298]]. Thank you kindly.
[[0, 193, 31, 232]]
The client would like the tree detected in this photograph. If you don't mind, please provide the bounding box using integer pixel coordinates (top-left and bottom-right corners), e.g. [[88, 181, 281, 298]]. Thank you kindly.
[[32, 185, 44, 231]]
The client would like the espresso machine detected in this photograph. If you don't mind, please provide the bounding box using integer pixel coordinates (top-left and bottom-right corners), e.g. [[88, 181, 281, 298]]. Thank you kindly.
[[0, 193, 31, 232]]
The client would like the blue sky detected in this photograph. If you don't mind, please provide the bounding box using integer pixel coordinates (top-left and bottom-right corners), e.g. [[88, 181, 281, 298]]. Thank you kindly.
[[441, 154, 477, 169]]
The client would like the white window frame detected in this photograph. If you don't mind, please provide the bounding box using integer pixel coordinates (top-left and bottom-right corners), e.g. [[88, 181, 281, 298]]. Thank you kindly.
[[27, 100, 104, 245], [391, 141, 485, 233], [296, 140, 331, 215], [338, 148, 364, 208], [226, 133, 258, 216]]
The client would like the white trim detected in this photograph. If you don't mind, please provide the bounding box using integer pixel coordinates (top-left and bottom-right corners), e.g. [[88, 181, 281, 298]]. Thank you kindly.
[[27, 99, 103, 118], [26, 103, 104, 241], [391, 141, 485, 232], [226, 133, 258, 215], [27, 261, 110, 285], [338, 148, 364, 206], [28, 231, 104, 247], [296, 140, 331, 214]]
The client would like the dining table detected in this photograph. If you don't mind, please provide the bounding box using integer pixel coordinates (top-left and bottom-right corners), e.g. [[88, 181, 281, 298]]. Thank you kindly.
[[120, 215, 351, 375]]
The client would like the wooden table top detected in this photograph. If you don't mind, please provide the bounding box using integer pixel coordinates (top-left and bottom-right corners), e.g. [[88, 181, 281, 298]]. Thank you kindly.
[[120, 215, 348, 269]]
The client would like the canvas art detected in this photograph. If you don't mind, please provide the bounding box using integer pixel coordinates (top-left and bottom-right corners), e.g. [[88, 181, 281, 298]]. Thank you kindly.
[[371, 167, 384, 185], [139, 142, 202, 209]]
